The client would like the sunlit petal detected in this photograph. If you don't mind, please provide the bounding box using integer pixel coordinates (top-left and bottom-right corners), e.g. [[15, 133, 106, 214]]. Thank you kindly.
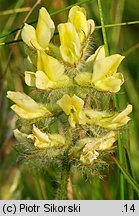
[[28, 125, 65, 149], [94, 75, 124, 93], [92, 54, 125, 82], [7, 91, 50, 119], [36, 7, 55, 49], [68, 6, 95, 43], [35, 71, 56, 89], [25, 71, 36, 86], [21, 23, 40, 49], [58, 22, 81, 66]]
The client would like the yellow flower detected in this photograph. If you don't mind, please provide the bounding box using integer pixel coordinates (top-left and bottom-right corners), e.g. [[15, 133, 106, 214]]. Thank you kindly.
[[80, 150, 99, 165], [25, 51, 71, 90], [91, 54, 124, 92], [102, 104, 132, 129], [75, 45, 125, 93], [7, 91, 50, 119], [68, 6, 95, 43], [57, 94, 86, 128], [58, 23, 81, 66], [84, 104, 132, 129], [14, 129, 28, 142], [80, 131, 117, 165], [21, 7, 55, 49], [28, 125, 65, 149], [58, 6, 95, 67]]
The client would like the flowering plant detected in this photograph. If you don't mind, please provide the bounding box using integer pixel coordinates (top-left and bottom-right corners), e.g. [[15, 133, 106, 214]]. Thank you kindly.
[[7, 6, 132, 199]]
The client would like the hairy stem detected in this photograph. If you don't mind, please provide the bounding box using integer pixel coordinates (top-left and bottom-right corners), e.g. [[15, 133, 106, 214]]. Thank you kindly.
[[56, 155, 70, 200]]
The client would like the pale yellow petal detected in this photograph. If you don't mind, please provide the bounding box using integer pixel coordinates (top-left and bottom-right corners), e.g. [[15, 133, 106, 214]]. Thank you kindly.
[[58, 22, 81, 65], [68, 6, 95, 42], [37, 51, 64, 81], [87, 19, 95, 34], [72, 94, 84, 112], [84, 104, 132, 129], [69, 6, 86, 19], [58, 23, 80, 49], [7, 91, 50, 119], [113, 72, 124, 84], [34, 141, 49, 149], [35, 71, 56, 89], [36, 51, 70, 89], [45, 56, 65, 81], [80, 150, 99, 165], [78, 111, 87, 124], [36, 71, 71, 90], [97, 131, 117, 150], [82, 131, 117, 153], [30, 125, 66, 149], [37, 50, 45, 71], [69, 6, 88, 42], [25, 71, 36, 86], [30, 125, 50, 149], [87, 45, 105, 63], [21, 23, 40, 49], [57, 94, 72, 115], [57, 94, 85, 127], [86, 46, 105, 72], [94, 76, 123, 93], [68, 113, 76, 128], [99, 117, 131, 130], [13, 129, 28, 142], [10, 104, 46, 119], [92, 54, 125, 82], [32, 124, 50, 143], [99, 106, 132, 129], [36, 7, 55, 49], [112, 105, 132, 123], [7, 91, 41, 111]]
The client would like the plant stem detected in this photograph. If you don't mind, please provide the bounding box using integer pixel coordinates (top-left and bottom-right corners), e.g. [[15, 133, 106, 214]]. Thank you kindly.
[[117, 132, 125, 199], [123, 43, 139, 56], [0, 7, 31, 16], [97, 0, 125, 199], [113, 89, 125, 200], [113, 157, 139, 195], [95, 20, 139, 29], [1, 20, 139, 41], [0, 0, 95, 40], [50, 0, 95, 16], [56, 155, 70, 200], [97, 0, 109, 56]]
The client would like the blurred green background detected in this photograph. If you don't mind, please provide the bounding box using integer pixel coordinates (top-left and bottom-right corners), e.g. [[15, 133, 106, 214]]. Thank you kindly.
[[0, 0, 139, 199]]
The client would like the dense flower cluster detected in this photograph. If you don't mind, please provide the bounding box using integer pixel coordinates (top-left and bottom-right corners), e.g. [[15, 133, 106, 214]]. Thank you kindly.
[[7, 6, 132, 167]]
